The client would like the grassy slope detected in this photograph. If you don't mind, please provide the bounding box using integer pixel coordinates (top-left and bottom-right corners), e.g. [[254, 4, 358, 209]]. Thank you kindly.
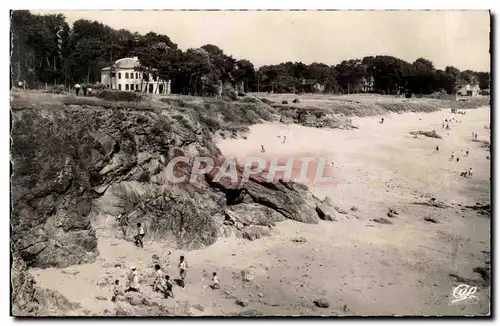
[[10, 90, 490, 136]]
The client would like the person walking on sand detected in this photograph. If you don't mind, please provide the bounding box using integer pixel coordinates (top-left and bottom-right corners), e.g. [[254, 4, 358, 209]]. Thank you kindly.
[[282, 136, 286, 144], [134, 223, 145, 248], [74, 83, 81, 96], [153, 264, 164, 292], [125, 267, 140, 292], [435, 145, 439, 152], [212, 272, 220, 290], [111, 279, 124, 302], [178, 255, 188, 288], [468, 167, 473, 178], [466, 149, 469, 157], [261, 145, 265, 153], [450, 152, 454, 161]]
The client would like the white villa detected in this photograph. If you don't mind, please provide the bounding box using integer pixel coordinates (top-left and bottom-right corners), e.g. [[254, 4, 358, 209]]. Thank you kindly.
[[100, 57, 171, 94], [457, 83, 480, 97]]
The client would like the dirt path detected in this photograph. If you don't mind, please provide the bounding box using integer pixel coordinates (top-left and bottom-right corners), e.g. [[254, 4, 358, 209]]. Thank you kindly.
[[32, 106, 491, 316]]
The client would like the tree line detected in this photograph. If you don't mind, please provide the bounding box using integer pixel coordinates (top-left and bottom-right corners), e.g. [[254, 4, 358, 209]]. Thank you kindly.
[[10, 10, 490, 96]]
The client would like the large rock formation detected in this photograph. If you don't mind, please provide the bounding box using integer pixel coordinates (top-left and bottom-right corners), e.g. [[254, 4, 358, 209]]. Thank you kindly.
[[10, 103, 335, 315]]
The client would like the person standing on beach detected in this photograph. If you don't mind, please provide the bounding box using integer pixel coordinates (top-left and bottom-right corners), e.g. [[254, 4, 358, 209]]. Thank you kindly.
[[212, 272, 220, 290], [178, 256, 188, 288], [468, 168, 473, 178], [134, 223, 145, 248], [466, 149, 469, 157]]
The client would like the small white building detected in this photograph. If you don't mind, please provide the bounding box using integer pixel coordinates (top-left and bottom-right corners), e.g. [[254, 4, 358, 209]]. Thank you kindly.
[[457, 81, 480, 96], [101, 57, 171, 94]]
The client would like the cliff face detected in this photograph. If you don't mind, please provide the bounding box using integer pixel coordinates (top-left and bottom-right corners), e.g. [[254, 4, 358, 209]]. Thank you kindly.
[[11, 103, 330, 315]]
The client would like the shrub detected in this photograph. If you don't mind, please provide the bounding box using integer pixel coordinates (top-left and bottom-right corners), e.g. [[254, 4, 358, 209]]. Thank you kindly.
[[96, 90, 142, 102]]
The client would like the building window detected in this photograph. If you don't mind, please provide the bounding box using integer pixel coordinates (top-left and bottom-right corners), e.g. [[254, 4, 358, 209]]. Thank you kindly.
[[130, 84, 134, 90], [135, 84, 139, 90], [125, 72, 129, 79], [118, 73, 121, 79], [111, 72, 116, 78], [118, 84, 122, 90], [125, 84, 129, 91], [136, 73, 139, 79]]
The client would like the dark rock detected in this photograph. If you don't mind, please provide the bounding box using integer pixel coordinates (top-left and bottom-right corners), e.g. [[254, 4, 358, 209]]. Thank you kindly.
[[371, 218, 393, 225], [413, 199, 449, 209], [315, 202, 337, 221], [243, 178, 319, 224], [95, 296, 107, 301], [313, 298, 330, 308], [334, 206, 348, 214], [242, 225, 271, 241], [387, 212, 396, 218], [235, 299, 248, 307], [241, 270, 254, 282], [291, 237, 307, 243], [473, 266, 490, 282], [125, 293, 144, 306], [224, 203, 284, 227], [350, 206, 358, 212], [424, 217, 439, 224], [238, 309, 263, 316], [388, 208, 399, 215]]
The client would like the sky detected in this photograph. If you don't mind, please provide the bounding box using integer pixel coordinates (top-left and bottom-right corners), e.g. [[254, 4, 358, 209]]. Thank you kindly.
[[37, 10, 491, 71]]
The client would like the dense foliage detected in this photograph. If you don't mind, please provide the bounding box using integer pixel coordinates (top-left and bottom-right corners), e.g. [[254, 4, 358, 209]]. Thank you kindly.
[[10, 10, 490, 95]]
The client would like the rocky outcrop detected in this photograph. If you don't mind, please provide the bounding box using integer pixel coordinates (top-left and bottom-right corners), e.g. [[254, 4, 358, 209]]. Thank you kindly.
[[11, 103, 333, 314], [11, 254, 83, 316]]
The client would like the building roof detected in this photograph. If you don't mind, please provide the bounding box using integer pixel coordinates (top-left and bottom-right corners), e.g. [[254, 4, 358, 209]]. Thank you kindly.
[[115, 57, 140, 69], [101, 57, 140, 72]]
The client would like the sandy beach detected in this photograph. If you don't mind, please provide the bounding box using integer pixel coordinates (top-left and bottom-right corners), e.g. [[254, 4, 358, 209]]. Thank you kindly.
[[31, 106, 491, 316]]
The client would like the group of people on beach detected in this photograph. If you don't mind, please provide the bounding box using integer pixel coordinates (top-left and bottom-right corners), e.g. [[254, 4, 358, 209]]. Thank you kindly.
[[440, 114, 479, 179], [111, 255, 221, 302], [110, 215, 221, 302]]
